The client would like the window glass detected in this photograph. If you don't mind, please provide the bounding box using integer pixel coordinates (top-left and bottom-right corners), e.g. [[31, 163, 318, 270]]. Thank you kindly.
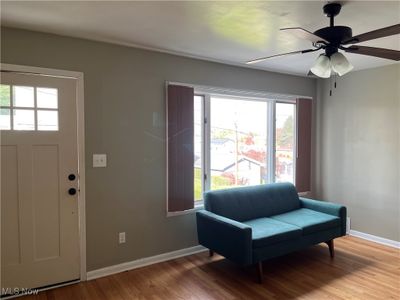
[[13, 86, 34, 107], [37, 110, 58, 131], [0, 85, 10, 106], [194, 95, 203, 202], [275, 102, 295, 183], [0, 108, 11, 130], [210, 97, 268, 190], [37, 88, 58, 109], [14, 109, 35, 130]]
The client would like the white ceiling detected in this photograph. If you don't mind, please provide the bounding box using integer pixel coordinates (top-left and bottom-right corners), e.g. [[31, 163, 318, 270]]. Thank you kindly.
[[1, 1, 399, 76]]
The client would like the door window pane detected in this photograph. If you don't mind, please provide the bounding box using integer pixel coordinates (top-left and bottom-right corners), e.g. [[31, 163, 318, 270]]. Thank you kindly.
[[37, 88, 58, 109], [275, 103, 295, 183], [0, 85, 11, 106], [0, 108, 11, 130], [210, 97, 267, 190], [13, 109, 35, 130], [13, 86, 34, 107], [37, 110, 58, 131]]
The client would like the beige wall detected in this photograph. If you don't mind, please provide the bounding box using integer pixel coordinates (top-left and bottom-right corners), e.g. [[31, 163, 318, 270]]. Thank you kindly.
[[315, 64, 400, 241], [1, 27, 317, 270]]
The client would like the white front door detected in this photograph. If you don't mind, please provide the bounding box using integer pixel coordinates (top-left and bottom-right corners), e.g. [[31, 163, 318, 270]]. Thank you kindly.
[[1, 72, 80, 292]]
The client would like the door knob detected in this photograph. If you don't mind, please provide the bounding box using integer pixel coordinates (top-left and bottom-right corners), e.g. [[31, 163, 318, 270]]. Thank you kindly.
[[68, 188, 77, 195], [68, 174, 76, 181]]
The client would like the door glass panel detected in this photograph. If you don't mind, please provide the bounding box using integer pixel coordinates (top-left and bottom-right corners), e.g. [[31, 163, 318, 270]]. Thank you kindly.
[[275, 102, 295, 183], [0, 108, 11, 130], [37, 88, 58, 109], [37, 110, 58, 131], [13, 86, 34, 107], [13, 109, 35, 130], [0, 85, 11, 106], [210, 97, 267, 190], [194, 95, 203, 201]]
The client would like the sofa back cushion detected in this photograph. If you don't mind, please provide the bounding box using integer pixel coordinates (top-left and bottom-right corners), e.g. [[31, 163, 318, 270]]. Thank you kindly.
[[204, 183, 300, 222]]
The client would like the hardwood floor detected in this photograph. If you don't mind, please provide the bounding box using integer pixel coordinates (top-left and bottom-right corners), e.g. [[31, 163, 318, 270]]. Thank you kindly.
[[20, 236, 399, 299]]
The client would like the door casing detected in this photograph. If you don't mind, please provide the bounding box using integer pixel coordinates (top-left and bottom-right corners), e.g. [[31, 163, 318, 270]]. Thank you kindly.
[[0, 63, 86, 287]]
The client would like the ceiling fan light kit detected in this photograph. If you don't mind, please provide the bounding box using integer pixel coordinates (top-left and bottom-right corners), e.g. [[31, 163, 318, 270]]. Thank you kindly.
[[310, 52, 353, 78], [330, 52, 353, 76], [311, 54, 331, 78], [246, 2, 400, 79]]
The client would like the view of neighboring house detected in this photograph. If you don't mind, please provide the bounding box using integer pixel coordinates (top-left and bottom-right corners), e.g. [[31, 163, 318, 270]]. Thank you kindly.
[[195, 137, 264, 188], [212, 154, 263, 185]]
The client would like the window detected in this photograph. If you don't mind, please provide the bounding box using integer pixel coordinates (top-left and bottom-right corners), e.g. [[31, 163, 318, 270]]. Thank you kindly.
[[193, 93, 297, 204], [210, 97, 268, 189], [0, 84, 59, 131], [275, 102, 296, 183], [194, 95, 204, 202], [167, 84, 312, 213]]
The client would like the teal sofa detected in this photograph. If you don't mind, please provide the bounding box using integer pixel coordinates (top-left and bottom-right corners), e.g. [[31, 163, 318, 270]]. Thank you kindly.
[[196, 183, 346, 282]]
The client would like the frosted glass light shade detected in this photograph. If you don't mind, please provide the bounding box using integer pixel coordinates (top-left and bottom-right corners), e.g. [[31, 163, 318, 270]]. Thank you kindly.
[[310, 54, 331, 78], [331, 52, 353, 76]]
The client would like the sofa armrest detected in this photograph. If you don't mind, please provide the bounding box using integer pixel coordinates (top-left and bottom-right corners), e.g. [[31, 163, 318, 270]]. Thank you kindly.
[[196, 210, 252, 265], [300, 197, 347, 236]]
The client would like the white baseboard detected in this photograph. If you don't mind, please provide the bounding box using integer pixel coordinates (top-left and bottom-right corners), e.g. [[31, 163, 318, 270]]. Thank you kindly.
[[349, 230, 400, 249], [86, 245, 207, 280], [86, 230, 399, 281]]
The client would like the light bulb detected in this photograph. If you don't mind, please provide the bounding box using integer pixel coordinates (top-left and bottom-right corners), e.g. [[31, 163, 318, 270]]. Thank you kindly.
[[310, 54, 331, 78], [331, 52, 353, 76]]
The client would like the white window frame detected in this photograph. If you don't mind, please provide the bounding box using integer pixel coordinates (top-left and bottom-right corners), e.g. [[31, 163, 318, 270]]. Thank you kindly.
[[194, 90, 298, 207]]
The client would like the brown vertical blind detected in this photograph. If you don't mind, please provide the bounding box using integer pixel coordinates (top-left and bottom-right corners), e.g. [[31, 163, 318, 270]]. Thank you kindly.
[[295, 98, 312, 193], [167, 84, 195, 212]]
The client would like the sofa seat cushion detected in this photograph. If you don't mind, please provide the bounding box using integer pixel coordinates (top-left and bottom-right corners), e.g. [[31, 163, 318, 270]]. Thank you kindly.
[[270, 208, 340, 235], [243, 218, 302, 248]]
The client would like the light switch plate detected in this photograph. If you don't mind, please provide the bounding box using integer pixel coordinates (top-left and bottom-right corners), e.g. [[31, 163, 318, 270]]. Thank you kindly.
[[93, 154, 107, 167]]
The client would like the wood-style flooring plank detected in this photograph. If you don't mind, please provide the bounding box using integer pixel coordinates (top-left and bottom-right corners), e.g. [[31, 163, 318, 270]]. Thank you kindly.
[[18, 236, 400, 300]]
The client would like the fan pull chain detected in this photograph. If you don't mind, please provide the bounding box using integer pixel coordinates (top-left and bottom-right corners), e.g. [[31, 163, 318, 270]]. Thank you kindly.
[[334, 73, 337, 89], [330, 76, 332, 96]]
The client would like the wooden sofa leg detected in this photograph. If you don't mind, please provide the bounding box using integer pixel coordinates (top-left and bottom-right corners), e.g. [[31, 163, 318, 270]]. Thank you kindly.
[[326, 239, 335, 258], [209, 249, 214, 257], [257, 262, 264, 283]]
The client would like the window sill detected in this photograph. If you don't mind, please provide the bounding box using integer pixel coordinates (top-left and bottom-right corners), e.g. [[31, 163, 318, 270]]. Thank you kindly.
[[166, 204, 204, 217], [298, 191, 311, 197]]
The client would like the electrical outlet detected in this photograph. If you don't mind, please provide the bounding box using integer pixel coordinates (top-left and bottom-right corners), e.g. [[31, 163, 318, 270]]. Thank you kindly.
[[119, 232, 126, 244]]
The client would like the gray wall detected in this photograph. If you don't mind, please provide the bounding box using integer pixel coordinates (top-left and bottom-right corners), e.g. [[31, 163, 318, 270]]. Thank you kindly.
[[315, 64, 400, 241], [1, 27, 316, 270]]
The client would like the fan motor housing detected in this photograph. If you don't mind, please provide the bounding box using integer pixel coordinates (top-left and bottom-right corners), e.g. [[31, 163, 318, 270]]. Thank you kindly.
[[314, 26, 353, 46], [323, 3, 342, 17]]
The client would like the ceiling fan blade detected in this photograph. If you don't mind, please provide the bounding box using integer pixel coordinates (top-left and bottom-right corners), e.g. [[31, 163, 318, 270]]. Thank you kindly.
[[246, 48, 320, 64], [343, 45, 400, 61], [280, 27, 328, 43], [342, 24, 400, 45]]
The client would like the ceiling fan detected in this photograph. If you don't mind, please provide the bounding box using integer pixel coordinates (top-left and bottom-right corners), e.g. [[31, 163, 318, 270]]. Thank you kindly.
[[246, 2, 400, 78]]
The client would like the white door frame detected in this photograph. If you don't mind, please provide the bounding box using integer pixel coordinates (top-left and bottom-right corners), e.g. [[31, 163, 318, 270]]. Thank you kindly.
[[0, 63, 87, 283]]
